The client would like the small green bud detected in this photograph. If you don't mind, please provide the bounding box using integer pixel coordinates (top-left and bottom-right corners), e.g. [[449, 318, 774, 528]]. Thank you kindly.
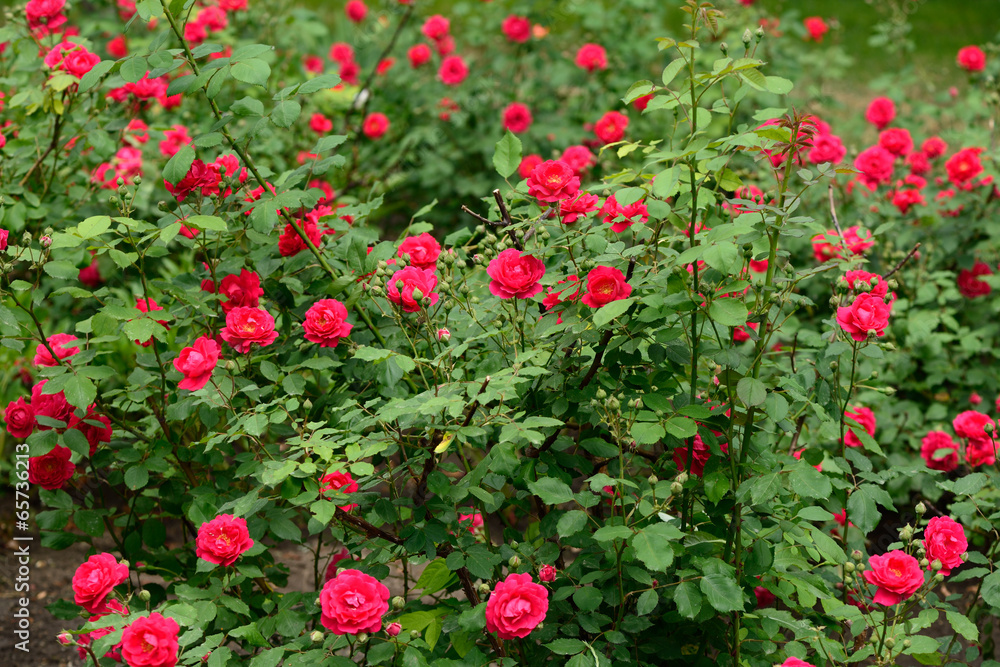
[[676, 472, 689, 485], [596, 389, 607, 399], [133, 175, 142, 185], [392, 596, 405, 610], [648, 474, 658, 485], [509, 556, 521, 568], [720, 42, 728, 56], [356, 633, 368, 644], [303, 399, 313, 411], [138, 589, 151, 602], [829, 360, 839, 370], [844, 562, 855, 573], [157, 200, 170, 211], [754, 26, 764, 41], [742, 28, 753, 45], [456, 259, 467, 269], [478, 583, 491, 597], [109, 195, 119, 205], [116, 177, 125, 187], [118, 185, 129, 197], [884, 638, 895, 649], [310, 630, 324, 643], [852, 550, 863, 562], [410, 630, 421, 639], [931, 559, 942, 571], [915, 502, 926, 515], [920, 558, 929, 568], [670, 481, 683, 495]]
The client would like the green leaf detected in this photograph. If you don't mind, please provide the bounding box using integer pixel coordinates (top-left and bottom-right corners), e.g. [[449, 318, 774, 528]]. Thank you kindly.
[[249, 648, 285, 667], [163, 145, 195, 186], [43, 261, 78, 280], [664, 417, 698, 439], [661, 57, 686, 87], [845, 484, 893, 535], [764, 76, 794, 95], [299, 72, 342, 94], [945, 610, 978, 641], [630, 523, 676, 571], [982, 570, 1000, 608], [527, 477, 574, 505], [64, 375, 97, 409], [545, 638, 587, 656], [636, 589, 658, 615], [120, 56, 149, 83], [573, 586, 603, 612], [593, 525, 633, 542], [700, 573, 744, 613], [592, 298, 634, 327], [789, 461, 831, 500], [708, 298, 747, 327], [673, 581, 702, 619], [703, 242, 740, 274], [124, 466, 149, 490], [231, 58, 271, 87], [557, 510, 589, 538], [736, 377, 766, 407], [652, 167, 680, 199], [271, 100, 301, 127], [184, 215, 227, 232], [414, 559, 453, 595], [631, 421, 665, 446], [78, 61, 114, 92], [232, 96, 265, 116], [493, 131, 522, 179]]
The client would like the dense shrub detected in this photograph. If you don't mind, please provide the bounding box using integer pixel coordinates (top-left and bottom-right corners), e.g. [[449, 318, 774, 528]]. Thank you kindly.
[[2, 1, 1000, 666]]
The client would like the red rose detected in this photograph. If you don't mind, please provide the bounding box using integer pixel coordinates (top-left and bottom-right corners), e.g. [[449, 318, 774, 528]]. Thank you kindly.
[[865, 97, 896, 130], [922, 136, 947, 158], [600, 194, 648, 233], [218, 269, 264, 313], [34, 333, 80, 367], [957, 45, 986, 72], [438, 55, 468, 85], [854, 145, 895, 189], [542, 274, 582, 313], [673, 434, 725, 478], [843, 406, 876, 448], [164, 159, 221, 202], [863, 550, 924, 605], [320, 470, 359, 511], [836, 293, 892, 342], [952, 410, 994, 439], [173, 336, 221, 391], [958, 261, 993, 298], [559, 192, 600, 224], [518, 154, 543, 179], [134, 298, 169, 347], [220, 307, 279, 353], [397, 232, 441, 270], [120, 613, 180, 667], [487, 249, 545, 300], [842, 270, 889, 298], [878, 128, 912, 157], [945, 147, 984, 186], [29, 445, 75, 490], [26, 0, 66, 30], [72, 552, 129, 614], [526, 160, 580, 202], [408, 44, 431, 68], [560, 145, 594, 175], [802, 16, 828, 41], [31, 379, 73, 428], [345, 0, 367, 22], [780, 659, 814, 667], [581, 265, 631, 308], [539, 565, 557, 582], [923, 516, 967, 575], [0, 228, 8, 250], [920, 431, 958, 472], [362, 112, 390, 139], [320, 569, 390, 634], [754, 586, 775, 608], [5, 397, 36, 438], [502, 102, 532, 134], [966, 437, 997, 467], [310, 112, 333, 134], [303, 299, 353, 348], [594, 111, 628, 144], [279, 218, 324, 257], [434, 35, 455, 56], [68, 406, 112, 456], [502, 15, 530, 43], [892, 188, 925, 215], [386, 266, 439, 313], [339, 60, 360, 85], [324, 547, 354, 582], [575, 43, 607, 72], [329, 43, 354, 65], [196, 514, 254, 566], [422, 15, 450, 40], [62, 47, 101, 78], [485, 573, 549, 639]]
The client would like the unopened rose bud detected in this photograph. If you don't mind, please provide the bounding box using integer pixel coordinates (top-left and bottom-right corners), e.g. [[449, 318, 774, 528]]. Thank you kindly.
[[456, 259, 467, 269], [386, 622, 401, 637], [934, 572, 945, 582], [133, 175, 142, 185], [915, 502, 926, 515], [884, 638, 895, 649], [676, 472, 689, 485], [742, 28, 753, 46], [356, 633, 368, 643], [720, 42, 728, 56], [57, 632, 73, 646], [409, 630, 421, 639], [508, 555, 521, 568], [437, 328, 450, 341], [22, 232, 32, 245], [899, 525, 913, 540], [40, 236, 52, 248], [852, 550, 863, 562], [510, 540, 518, 548], [303, 399, 313, 411], [109, 195, 119, 205], [119, 559, 129, 570], [985, 422, 995, 432], [648, 474, 658, 485], [138, 589, 151, 602], [157, 200, 169, 211], [755, 26, 764, 41], [118, 185, 129, 197], [844, 562, 855, 573], [310, 630, 324, 643], [539, 564, 557, 582], [478, 583, 491, 597], [670, 481, 683, 495], [931, 559, 942, 571], [920, 558, 929, 568], [392, 596, 405, 610]]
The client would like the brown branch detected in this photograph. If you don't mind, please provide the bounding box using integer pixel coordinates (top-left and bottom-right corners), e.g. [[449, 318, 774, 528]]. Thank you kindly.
[[885, 242, 920, 279], [827, 184, 846, 249], [461, 205, 494, 226], [579, 259, 638, 389], [492, 189, 523, 251], [335, 508, 406, 546], [18, 113, 63, 187]]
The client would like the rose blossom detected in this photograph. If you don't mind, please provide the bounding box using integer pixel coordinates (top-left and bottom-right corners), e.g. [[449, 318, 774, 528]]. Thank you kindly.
[[458, 510, 484, 533], [953, 410, 994, 439], [502, 15, 530, 43], [560, 145, 594, 175], [34, 333, 80, 366], [120, 613, 180, 667], [575, 43, 607, 72], [397, 232, 441, 269], [803, 16, 828, 41], [68, 406, 112, 455], [5, 397, 36, 438], [754, 586, 776, 608], [527, 160, 579, 202], [842, 270, 889, 298], [72, 553, 129, 614], [518, 154, 543, 179], [502, 103, 532, 134], [485, 573, 549, 639], [843, 406, 876, 449], [966, 438, 997, 467], [600, 194, 648, 233], [594, 111, 628, 144], [422, 14, 450, 40], [559, 192, 600, 224], [196, 514, 254, 566], [923, 137, 948, 158], [957, 45, 986, 72], [878, 128, 912, 157], [320, 470, 360, 511], [836, 293, 892, 342], [363, 113, 390, 139], [329, 42, 354, 65], [780, 659, 814, 667], [581, 266, 632, 308], [303, 299, 353, 348], [854, 145, 895, 189], [408, 44, 431, 68], [220, 307, 279, 353], [387, 267, 439, 313], [324, 547, 354, 582], [863, 550, 924, 605], [438, 55, 468, 86], [945, 147, 984, 186], [29, 445, 75, 490], [487, 249, 545, 300], [920, 431, 959, 472], [31, 379, 73, 427], [539, 565, 557, 582], [865, 97, 896, 130], [923, 516, 967, 576], [807, 133, 846, 165], [673, 435, 728, 477], [218, 269, 264, 313], [345, 0, 367, 22], [320, 570, 390, 634], [173, 336, 221, 391], [957, 262, 993, 298]]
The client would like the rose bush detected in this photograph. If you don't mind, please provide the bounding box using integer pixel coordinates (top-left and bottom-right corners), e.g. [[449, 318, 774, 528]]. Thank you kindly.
[[2, 1, 1000, 667]]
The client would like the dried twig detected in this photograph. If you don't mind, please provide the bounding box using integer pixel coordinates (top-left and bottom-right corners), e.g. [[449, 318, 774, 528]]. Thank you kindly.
[[885, 243, 921, 279], [492, 189, 524, 251]]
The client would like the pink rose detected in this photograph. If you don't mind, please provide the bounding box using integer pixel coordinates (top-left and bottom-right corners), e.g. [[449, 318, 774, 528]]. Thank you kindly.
[[5, 397, 36, 438], [581, 265, 631, 308], [386, 266, 440, 313], [173, 336, 221, 391], [843, 406, 876, 448], [458, 510, 484, 533], [72, 552, 129, 614], [438, 55, 468, 86], [219, 307, 279, 353], [34, 333, 80, 366], [575, 43, 607, 72], [865, 97, 896, 130], [920, 431, 958, 472], [527, 160, 580, 203], [502, 103, 532, 134], [303, 299, 353, 348], [196, 514, 254, 566], [953, 410, 994, 439], [863, 550, 924, 605], [320, 470, 359, 512], [487, 249, 545, 300], [966, 437, 997, 467], [780, 659, 815, 667], [485, 573, 549, 639], [120, 613, 180, 667], [878, 128, 913, 157], [218, 269, 264, 313], [386, 622, 402, 637], [397, 233, 441, 270], [923, 516, 967, 576], [363, 113, 390, 139], [559, 192, 600, 224], [320, 569, 390, 634], [836, 293, 892, 342], [539, 565, 557, 582], [957, 45, 986, 72], [502, 15, 530, 43], [594, 111, 628, 144]]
